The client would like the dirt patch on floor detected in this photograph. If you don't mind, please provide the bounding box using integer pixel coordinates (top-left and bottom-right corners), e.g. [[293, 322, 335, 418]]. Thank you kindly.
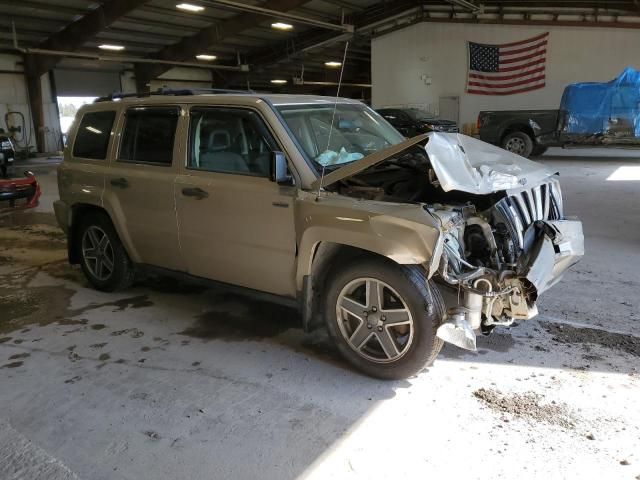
[[0, 285, 76, 335], [473, 388, 576, 429], [0, 219, 66, 266], [40, 261, 87, 286], [0, 211, 59, 228], [541, 322, 640, 357], [180, 292, 299, 341]]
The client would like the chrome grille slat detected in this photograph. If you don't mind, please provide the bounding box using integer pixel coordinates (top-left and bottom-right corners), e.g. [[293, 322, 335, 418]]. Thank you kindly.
[[533, 185, 543, 221], [513, 194, 531, 225], [542, 184, 550, 220], [498, 179, 563, 252]]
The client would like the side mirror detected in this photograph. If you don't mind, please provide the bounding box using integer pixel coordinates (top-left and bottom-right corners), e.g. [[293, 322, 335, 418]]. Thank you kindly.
[[270, 151, 292, 185]]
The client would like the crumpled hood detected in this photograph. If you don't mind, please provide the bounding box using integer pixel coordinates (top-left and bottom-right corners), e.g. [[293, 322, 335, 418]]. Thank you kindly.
[[313, 132, 554, 194], [426, 133, 554, 194]]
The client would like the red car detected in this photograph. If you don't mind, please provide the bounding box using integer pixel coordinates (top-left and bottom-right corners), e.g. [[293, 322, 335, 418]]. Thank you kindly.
[[0, 171, 41, 211]]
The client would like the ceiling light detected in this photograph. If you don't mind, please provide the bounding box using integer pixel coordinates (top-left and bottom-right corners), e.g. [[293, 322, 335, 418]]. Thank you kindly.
[[324, 61, 342, 68], [270, 79, 287, 85], [177, 3, 204, 12], [98, 44, 125, 51], [271, 22, 293, 31], [196, 54, 217, 61]]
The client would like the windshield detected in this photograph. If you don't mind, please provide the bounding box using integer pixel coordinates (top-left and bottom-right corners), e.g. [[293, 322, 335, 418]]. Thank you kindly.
[[406, 109, 434, 121], [276, 103, 404, 172]]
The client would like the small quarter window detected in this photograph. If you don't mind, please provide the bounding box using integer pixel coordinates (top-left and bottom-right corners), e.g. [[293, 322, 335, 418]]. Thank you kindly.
[[119, 107, 179, 165], [73, 111, 116, 160]]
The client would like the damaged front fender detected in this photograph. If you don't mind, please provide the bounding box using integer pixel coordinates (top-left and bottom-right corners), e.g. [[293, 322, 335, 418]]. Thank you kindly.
[[294, 190, 444, 290]]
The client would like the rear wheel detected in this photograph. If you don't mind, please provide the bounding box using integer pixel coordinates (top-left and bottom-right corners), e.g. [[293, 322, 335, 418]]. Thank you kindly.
[[502, 131, 533, 158], [325, 259, 444, 380], [78, 212, 134, 291]]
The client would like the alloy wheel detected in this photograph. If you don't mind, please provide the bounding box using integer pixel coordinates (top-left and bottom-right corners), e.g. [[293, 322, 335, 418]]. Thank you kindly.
[[335, 278, 414, 363], [81, 226, 115, 281]]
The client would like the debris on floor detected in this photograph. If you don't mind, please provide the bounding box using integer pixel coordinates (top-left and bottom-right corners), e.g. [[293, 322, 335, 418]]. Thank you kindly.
[[473, 388, 576, 429]]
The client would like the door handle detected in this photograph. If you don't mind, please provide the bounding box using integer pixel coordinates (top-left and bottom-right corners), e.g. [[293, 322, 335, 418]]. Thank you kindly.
[[110, 177, 129, 188], [181, 187, 209, 199]]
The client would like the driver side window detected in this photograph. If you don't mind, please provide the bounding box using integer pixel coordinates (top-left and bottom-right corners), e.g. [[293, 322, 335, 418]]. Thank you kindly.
[[188, 107, 276, 176]]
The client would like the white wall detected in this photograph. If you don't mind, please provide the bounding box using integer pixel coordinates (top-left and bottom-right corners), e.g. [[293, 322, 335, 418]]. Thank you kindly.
[[0, 54, 61, 153], [372, 22, 640, 129]]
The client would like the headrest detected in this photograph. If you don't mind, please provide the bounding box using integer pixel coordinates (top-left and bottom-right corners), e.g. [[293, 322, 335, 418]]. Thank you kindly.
[[208, 129, 231, 151]]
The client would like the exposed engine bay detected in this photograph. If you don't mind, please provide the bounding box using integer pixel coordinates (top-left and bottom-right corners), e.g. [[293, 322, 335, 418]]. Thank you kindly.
[[326, 141, 583, 350]]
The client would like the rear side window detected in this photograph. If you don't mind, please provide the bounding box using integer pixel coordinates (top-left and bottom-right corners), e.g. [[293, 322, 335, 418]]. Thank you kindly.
[[119, 107, 179, 165], [73, 111, 116, 159]]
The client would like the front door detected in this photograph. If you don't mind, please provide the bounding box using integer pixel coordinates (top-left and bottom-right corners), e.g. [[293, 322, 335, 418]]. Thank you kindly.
[[175, 106, 297, 297], [104, 105, 185, 271]]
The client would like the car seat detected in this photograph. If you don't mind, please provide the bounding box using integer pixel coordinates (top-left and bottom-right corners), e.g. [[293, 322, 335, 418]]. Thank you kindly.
[[200, 128, 249, 173]]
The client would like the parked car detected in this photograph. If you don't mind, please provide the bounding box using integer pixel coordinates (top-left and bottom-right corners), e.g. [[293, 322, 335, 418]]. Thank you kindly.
[[55, 90, 583, 379], [377, 108, 458, 137], [0, 171, 40, 211], [0, 129, 16, 178], [478, 68, 640, 158]]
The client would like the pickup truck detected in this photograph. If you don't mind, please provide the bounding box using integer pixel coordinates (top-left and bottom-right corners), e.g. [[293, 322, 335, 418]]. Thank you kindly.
[[477, 68, 640, 157], [477, 109, 557, 157]]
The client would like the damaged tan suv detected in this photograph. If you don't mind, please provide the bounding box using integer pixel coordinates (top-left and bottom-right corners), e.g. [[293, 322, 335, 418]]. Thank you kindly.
[[55, 90, 584, 379]]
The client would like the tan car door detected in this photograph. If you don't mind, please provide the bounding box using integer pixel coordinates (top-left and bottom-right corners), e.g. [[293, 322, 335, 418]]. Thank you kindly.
[[103, 105, 185, 271], [175, 106, 297, 297]]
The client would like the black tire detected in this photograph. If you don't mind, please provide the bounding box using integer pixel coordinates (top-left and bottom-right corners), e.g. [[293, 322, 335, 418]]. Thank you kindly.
[[531, 145, 548, 157], [77, 212, 134, 292], [502, 131, 533, 158], [324, 259, 444, 380]]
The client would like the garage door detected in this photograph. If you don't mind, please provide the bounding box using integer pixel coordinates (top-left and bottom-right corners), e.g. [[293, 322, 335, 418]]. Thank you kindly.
[[53, 69, 121, 97]]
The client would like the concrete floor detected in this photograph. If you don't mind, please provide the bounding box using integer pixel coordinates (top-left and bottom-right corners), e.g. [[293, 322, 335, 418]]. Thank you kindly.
[[0, 150, 639, 480]]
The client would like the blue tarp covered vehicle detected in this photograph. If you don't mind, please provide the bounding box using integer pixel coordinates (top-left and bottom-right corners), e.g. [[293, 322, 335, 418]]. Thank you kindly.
[[560, 67, 640, 140]]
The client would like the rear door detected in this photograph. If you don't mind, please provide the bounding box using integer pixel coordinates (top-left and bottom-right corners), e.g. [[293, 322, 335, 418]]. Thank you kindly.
[[175, 106, 297, 297], [103, 105, 185, 271]]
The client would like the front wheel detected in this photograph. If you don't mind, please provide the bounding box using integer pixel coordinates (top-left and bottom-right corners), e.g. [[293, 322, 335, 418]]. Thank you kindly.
[[502, 131, 533, 158], [325, 259, 444, 380]]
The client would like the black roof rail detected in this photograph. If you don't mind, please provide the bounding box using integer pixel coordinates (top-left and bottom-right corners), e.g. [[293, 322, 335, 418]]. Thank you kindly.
[[94, 87, 255, 103]]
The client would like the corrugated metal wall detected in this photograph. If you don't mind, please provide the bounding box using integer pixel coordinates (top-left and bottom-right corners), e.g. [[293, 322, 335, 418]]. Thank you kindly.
[[372, 22, 640, 130]]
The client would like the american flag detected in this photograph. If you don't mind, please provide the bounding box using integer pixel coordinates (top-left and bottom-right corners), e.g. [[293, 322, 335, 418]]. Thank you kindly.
[[467, 32, 548, 95]]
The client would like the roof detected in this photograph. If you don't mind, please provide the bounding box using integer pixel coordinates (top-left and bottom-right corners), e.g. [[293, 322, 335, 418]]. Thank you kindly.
[[89, 92, 364, 107]]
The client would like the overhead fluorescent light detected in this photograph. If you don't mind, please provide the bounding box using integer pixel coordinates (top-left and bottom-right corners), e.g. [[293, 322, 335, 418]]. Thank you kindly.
[[177, 3, 204, 12], [270, 79, 287, 85], [271, 22, 293, 31], [98, 44, 125, 51], [196, 54, 217, 61], [85, 126, 102, 134], [324, 61, 342, 68]]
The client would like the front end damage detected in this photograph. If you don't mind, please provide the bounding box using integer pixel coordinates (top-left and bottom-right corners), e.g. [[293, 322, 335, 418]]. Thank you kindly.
[[319, 132, 584, 351], [431, 190, 584, 350], [423, 133, 584, 350]]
